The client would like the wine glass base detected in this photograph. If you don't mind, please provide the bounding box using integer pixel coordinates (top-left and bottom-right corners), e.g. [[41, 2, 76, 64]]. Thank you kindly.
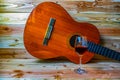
[[74, 68, 87, 74]]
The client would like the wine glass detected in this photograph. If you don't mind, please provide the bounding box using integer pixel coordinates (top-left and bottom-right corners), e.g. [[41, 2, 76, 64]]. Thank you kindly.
[[74, 35, 87, 74]]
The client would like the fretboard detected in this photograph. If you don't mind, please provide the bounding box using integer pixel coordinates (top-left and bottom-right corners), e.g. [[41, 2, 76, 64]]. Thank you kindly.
[[87, 41, 120, 61]]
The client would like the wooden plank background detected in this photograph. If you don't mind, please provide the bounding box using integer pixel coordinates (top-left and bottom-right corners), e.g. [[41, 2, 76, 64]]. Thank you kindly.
[[0, 0, 120, 79]]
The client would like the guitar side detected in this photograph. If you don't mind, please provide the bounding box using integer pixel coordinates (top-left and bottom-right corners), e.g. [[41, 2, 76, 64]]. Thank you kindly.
[[24, 2, 100, 64]]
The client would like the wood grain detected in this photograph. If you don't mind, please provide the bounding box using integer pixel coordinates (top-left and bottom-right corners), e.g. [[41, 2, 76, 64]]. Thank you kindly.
[[0, 59, 120, 79], [0, 0, 120, 79], [0, 35, 120, 50], [0, 48, 119, 60], [0, 0, 120, 13], [0, 12, 120, 27], [0, 24, 120, 36]]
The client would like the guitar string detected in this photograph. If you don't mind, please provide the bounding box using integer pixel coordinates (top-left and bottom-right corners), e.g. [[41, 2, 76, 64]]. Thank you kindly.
[[87, 41, 120, 61]]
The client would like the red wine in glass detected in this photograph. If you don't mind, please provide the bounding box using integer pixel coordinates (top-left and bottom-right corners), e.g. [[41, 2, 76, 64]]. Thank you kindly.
[[75, 46, 87, 55], [74, 36, 87, 74]]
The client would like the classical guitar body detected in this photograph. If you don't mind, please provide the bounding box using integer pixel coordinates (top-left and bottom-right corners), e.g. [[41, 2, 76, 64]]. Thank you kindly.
[[24, 2, 100, 64]]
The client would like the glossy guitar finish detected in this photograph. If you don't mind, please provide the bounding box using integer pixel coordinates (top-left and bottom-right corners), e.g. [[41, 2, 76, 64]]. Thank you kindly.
[[24, 2, 100, 64]]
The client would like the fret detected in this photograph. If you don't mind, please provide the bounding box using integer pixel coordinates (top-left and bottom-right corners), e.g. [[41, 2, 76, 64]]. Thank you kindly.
[[97, 45, 102, 55], [94, 43, 99, 54], [113, 51, 117, 60], [89, 41, 93, 51], [94, 43, 98, 53], [104, 47, 109, 57], [88, 43, 95, 52], [107, 49, 111, 59], [87, 41, 120, 61], [92, 42, 96, 52], [100, 45, 105, 56], [110, 51, 114, 59]]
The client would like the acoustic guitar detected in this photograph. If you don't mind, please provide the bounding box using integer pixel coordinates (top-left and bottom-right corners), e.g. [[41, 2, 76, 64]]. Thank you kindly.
[[24, 2, 120, 64]]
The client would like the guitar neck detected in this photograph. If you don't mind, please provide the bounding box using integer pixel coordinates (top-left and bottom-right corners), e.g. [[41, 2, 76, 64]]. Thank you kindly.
[[87, 41, 120, 61]]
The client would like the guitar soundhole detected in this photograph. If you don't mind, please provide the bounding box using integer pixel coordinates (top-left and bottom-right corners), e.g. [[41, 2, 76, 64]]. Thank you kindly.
[[69, 35, 80, 48]]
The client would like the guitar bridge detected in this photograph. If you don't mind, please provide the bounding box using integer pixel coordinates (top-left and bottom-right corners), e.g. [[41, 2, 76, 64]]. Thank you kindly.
[[43, 18, 56, 46]]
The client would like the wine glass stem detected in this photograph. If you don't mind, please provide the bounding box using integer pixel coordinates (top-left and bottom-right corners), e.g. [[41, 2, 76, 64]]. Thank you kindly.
[[79, 55, 82, 69]]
